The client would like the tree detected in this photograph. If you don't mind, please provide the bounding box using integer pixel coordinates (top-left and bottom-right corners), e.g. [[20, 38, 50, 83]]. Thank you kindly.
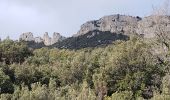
[[151, 0, 170, 51], [92, 37, 165, 99], [0, 39, 32, 64], [0, 68, 14, 94]]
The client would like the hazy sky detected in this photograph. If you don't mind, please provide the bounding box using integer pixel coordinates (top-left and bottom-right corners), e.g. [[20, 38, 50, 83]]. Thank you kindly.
[[0, 0, 164, 40]]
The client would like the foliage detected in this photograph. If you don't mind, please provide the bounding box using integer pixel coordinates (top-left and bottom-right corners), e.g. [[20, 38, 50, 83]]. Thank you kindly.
[[0, 37, 169, 100], [0, 39, 32, 64], [52, 30, 129, 49], [0, 68, 14, 94]]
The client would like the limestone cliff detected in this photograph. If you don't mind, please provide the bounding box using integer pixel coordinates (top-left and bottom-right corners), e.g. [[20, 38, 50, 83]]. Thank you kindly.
[[75, 14, 170, 38], [75, 14, 141, 36]]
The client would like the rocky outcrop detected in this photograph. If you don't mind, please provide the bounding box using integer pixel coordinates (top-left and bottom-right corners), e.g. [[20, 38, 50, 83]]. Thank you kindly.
[[75, 14, 141, 36], [75, 14, 170, 38], [43, 32, 52, 46], [52, 32, 66, 44], [19, 32, 34, 41], [137, 15, 170, 38], [43, 32, 66, 46], [34, 37, 43, 43], [19, 32, 66, 46]]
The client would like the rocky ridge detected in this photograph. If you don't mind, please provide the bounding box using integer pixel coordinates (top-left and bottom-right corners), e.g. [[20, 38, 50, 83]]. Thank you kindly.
[[75, 14, 170, 38], [20, 32, 66, 46], [13, 14, 170, 49], [75, 14, 141, 37]]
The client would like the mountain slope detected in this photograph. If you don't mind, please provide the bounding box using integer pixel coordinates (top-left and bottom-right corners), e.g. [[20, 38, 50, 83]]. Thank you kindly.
[[52, 30, 129, 49]]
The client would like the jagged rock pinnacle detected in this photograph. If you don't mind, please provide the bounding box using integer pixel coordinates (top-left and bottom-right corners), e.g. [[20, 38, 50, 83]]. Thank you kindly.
[[19, 32, 66, 46]]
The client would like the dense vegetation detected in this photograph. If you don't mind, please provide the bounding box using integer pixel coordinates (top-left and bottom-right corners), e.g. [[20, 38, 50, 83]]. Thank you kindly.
[[0, 35, 170, 100], [52, 30, 129, 49]]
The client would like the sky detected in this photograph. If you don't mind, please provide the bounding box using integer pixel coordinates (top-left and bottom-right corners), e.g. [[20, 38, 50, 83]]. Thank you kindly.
[[0, 0, 165, 40]]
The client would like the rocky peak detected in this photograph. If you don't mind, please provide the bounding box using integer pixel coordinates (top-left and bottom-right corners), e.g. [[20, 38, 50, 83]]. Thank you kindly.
[[43, 32, 52, 46], [19, 32, 66, 46]]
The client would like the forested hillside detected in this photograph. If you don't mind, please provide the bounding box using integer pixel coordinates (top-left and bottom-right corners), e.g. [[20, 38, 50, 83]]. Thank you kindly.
[[0, 35, 170, 100], [1, 0, 170, 99], [52, 30, 129, 49]]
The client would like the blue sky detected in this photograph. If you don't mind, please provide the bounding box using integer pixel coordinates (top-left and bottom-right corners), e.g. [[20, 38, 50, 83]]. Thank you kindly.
[[0, 0, 164, 40]]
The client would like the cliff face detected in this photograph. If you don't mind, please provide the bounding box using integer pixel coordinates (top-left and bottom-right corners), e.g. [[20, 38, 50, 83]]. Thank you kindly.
[[137, 16, 170, 38], [19, 32, 66, 46], [75, 14, 170, 38], [75, 14, 141, 36]]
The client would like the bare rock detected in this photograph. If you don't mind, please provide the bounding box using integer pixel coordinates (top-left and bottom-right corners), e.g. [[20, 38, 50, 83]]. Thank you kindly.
[[76, 14, 170, 39], [19, 32, 66, 46], [43, 32, 52, 46], [43, 32, 66, 45], [52, 32, 66, 44], [76, 14, 141, 36], [19, 32, 34, 41], [34, 37, 43, 43], [137, 16, 170, 38]]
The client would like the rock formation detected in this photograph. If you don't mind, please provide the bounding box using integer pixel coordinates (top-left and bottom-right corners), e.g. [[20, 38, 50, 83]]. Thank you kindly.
[[19, 32, 66, 46], [34, 37, 43, 43], [19, 14, 170, 48], [137, 15, 170, 38], [52, 32, 66, 44], [43, 32, 66, 46], [43, 32, 52, 46], [75, 14, 141, 36], [75, 14, 170, 38], [19, 32, 34, 41]]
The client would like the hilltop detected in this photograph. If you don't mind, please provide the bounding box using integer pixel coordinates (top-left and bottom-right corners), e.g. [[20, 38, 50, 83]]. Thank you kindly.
[[2, 14, 169, 49]]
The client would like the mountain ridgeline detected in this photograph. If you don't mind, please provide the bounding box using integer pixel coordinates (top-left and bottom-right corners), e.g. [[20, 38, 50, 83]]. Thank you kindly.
[[19, 14, 170, 49]]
